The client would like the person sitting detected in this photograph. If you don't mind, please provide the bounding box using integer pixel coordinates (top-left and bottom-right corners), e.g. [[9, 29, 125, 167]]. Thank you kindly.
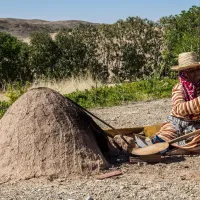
[[149, 52, 200, 150]]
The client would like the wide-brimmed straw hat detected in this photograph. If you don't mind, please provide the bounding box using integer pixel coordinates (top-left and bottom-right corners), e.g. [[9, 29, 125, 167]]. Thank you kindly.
[[171, 52, 200, 71]]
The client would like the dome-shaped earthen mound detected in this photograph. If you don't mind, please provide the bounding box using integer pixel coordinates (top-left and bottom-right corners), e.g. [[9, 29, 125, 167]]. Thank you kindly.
[[0, 87, 111, 183]]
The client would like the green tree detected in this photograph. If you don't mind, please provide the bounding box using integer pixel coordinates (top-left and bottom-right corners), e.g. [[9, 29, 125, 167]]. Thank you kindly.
[[55, 29, 93, 78], [160, 6, 200, 77], [29, 32, 59, 78], [120, 44, 145, 81], [107, 17, 163, 80], [71, 24, 109, 81], [0, 32, 30, 86]]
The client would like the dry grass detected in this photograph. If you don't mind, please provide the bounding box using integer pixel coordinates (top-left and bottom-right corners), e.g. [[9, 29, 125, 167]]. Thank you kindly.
[[0, 76, 102, 102], [0, 93, 9, 101], [30, 76, 102, 94]]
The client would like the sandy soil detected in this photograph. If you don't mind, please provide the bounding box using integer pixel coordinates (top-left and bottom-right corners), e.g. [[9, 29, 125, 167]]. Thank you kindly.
[[91, 98, 172, 128], [1, 98, 200, 200]]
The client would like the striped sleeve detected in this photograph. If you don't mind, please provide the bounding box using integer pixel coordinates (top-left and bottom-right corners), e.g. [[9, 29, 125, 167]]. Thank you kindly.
[[171, 84, 200, 117]]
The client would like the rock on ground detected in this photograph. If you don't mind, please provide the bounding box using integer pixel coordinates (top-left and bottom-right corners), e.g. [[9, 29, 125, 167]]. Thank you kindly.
[[0, 87, 110, 183]]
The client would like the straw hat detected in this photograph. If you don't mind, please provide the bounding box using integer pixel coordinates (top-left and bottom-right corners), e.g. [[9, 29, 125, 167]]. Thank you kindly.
[[171, 52, 200, 71]]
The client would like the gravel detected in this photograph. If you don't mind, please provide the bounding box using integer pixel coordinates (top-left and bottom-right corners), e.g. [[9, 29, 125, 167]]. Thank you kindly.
[[1, 98, 200, 200]]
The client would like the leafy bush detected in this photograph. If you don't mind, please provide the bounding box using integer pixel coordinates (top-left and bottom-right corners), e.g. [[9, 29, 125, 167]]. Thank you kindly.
[[0, 81, 30, 118], [0, 101, 11, 118], [6, 81, 30, 103], [66, 78, 177, 108]]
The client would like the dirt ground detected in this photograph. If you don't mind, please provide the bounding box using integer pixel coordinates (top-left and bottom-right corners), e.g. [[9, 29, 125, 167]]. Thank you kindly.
[[1, 98, 200, 200]]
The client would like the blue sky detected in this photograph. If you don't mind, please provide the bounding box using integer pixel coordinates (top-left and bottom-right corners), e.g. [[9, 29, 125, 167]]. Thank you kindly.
[[0, 0, 199, 23]]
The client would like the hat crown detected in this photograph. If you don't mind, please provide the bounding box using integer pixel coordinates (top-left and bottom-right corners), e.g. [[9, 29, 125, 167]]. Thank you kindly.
[[178, 52, 198, 67]]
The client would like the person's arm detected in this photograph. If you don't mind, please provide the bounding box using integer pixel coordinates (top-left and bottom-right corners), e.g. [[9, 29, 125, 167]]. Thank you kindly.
[[171, 84, 200, 116]]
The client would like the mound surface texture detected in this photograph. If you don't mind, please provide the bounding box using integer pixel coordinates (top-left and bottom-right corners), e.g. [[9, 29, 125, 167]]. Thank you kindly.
[[0, 88, 109, 183]]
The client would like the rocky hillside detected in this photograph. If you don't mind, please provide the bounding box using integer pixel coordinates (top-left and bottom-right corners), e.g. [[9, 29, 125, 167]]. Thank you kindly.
[[0, 18, 95, 38]]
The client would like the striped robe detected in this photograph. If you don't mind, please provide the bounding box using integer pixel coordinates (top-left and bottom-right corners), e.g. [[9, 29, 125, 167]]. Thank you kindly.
[[158, 83, 200, 149]]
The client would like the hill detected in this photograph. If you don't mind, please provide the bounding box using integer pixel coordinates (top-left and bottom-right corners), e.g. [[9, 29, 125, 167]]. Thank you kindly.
[[0, 18, 96, 39]]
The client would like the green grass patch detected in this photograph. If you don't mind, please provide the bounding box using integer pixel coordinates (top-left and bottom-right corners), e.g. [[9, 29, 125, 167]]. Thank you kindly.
[[66, 78, 177, 108]]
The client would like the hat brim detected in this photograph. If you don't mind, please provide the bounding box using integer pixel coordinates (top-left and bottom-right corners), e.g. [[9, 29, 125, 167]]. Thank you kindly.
[[171, 63, 200, 71]]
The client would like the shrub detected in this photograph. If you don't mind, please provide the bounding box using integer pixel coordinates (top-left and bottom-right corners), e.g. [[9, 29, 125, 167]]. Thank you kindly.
[[6, 81, 30, 103], [66, 78, 177, 108]]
